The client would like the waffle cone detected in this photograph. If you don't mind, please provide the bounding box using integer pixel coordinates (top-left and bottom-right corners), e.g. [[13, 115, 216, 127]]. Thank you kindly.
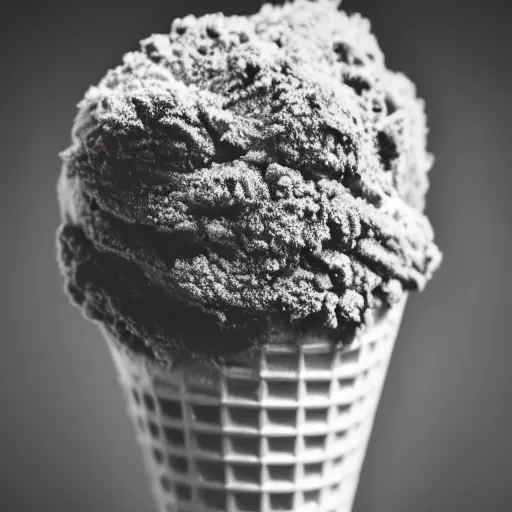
[[103, 296, 407, 512]]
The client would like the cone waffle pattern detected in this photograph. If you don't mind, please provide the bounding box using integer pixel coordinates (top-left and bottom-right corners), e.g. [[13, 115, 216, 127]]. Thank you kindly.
[[105, 298, 406, 512]]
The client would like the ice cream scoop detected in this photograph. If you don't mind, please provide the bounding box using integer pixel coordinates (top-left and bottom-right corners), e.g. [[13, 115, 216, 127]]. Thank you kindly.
[[57, 0, 441, 362]]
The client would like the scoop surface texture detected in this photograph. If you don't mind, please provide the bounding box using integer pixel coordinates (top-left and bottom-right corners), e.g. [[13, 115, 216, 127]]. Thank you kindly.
[[57, 0, 441, 362]]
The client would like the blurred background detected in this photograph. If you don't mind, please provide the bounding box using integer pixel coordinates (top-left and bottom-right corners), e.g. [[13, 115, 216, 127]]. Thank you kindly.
[[1, 0, 511, 510]]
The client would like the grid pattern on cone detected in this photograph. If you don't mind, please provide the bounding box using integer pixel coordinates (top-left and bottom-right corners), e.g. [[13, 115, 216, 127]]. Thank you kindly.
[[105, 297, 406, 512]]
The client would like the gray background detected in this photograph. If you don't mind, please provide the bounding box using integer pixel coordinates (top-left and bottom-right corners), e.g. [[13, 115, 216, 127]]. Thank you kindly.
[[1, 0, 511, 510]]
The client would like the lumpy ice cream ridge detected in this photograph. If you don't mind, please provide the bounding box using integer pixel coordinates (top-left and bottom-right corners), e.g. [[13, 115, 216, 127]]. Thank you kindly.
[[57, 1, 441, 511]]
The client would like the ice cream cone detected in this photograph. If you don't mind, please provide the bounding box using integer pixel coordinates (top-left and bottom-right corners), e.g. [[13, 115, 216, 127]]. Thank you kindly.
[[102, 296, 407, 512]]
